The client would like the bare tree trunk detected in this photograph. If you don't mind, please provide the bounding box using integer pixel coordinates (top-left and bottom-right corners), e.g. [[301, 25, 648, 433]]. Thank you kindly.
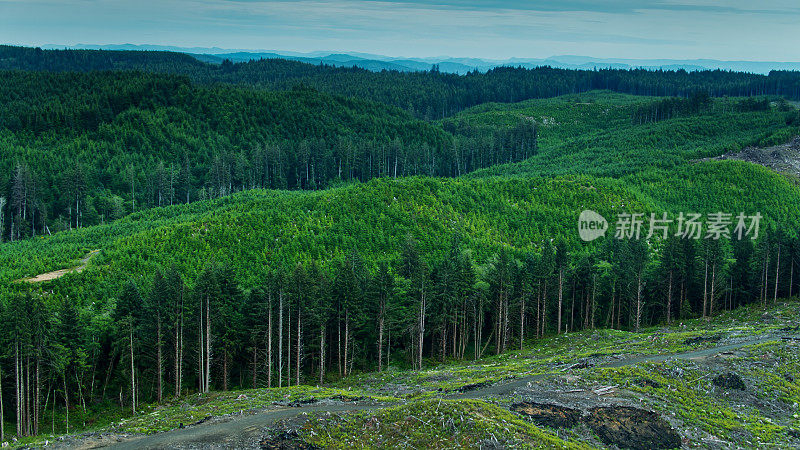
[[157, 312, 163, 403], [63, 376, 69, 434], [557, 269, 564, 334], [318, 326, 325, 384], [24, 356, 28, 436], [287, 303, 292, 385], [494, 289, 502, 355], [378, 300, 385, 372], [0, 366, 4, 442], [703, 260, 709, 317], [205, 294, 211, 393], [417, 292, 426, 370], [473, 298, 479, 361], [460, 302, 467, 359], [343, 309, 350, 376], [129, 325, 136, 414], [591, 274, 597, 329], [198, 298, 204, 393], [535, 284, 541, 338], [666, 270, 673, 323], [519, 294, 525, 350], [775, 244, 781, 304], [34, 354, 40, 435], [15, 340, 20, 437], [635, 273, 643, 332], [710, 262, 717, 316], [502, 290, 509, 352], [296, 306, 301, 386], [222, 353, 228, 391], [251, 344, 258, 389], [278, 290, 284, 387], [607, 280, 615, 328], [179, 293, 184, 396], [175, 290, 182, 397], [29, 357, 34, 436], [759, 255, 766, 306], [763, 253, 770, 308], [267, 292, 273, 388], [541, 282, 548, 337]]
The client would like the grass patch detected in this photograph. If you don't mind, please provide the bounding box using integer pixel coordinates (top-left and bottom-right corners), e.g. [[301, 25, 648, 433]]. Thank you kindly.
[[112, 385, 398, 435], [298, 398, 592, 449]]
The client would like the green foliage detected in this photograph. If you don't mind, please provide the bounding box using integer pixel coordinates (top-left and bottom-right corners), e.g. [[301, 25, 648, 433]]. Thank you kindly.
[[3, 45, 800, 119], [300, 399, 587, 449], [1, 66, 799, 446]]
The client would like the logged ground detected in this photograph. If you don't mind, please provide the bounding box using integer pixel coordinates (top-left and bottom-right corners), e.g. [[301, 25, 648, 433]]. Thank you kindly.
[[705, 136, 800, 179], [22, 299, 800, 449]]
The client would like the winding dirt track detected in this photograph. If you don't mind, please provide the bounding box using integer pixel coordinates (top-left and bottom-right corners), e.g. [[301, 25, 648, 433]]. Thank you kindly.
[[19, 250, 99, 283], [64, 334, 786, 449]]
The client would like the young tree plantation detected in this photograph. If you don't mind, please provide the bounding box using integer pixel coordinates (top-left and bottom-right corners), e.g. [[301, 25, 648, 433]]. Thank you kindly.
[[0, 46, 799, 448]]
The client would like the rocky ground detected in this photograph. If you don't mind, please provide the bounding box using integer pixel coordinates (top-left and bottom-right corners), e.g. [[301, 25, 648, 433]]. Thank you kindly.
[[704, 136, 800, 178]]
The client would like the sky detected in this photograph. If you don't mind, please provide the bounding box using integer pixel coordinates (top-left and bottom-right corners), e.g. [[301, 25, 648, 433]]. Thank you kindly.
[[2, 0, 799, 61]]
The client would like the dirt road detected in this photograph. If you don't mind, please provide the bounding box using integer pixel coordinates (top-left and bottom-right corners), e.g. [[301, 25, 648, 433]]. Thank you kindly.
[[55, 333, 788, 449]]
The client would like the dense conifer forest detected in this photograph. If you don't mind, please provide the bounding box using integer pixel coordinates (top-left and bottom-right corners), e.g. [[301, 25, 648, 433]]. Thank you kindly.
[[0, 46, 799, 442], [0, 70, 537, 237], [3, 45, 800, 119]]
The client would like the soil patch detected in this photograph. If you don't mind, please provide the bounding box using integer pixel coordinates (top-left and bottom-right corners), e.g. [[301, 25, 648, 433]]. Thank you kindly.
[[260, 430, 319, 449], [584, 406, 682, 450], [702, 136, 800, 177], [510, 402, 581, 428], [458, 381, 491, 392], [713, 373, 746, 391], [684, 334, 722, 345]]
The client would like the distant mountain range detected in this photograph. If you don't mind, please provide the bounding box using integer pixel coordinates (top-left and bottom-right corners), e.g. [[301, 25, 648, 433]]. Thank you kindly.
[[40, 43, 800, 75]]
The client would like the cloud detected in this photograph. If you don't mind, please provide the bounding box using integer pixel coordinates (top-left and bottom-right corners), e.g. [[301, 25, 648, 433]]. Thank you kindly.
[[0, 0, 797, 60], [214, 0, 800, 15]]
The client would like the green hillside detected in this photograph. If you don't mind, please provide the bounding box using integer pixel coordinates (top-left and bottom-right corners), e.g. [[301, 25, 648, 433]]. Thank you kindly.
[[3, 45, 800, 120], [2, 89, 800, 445], [3, 156, 800, 287], [463, 91, 799, 178]]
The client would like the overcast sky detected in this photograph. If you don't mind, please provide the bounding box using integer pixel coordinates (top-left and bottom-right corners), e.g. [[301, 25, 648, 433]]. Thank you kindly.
[[2, 0, 799, 60]]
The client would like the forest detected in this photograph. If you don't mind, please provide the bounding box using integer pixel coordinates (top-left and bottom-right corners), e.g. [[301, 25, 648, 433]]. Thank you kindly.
[[0, 46, 799, 442], [2, 45, 800, 119], [4, 225, 797, 437], [0, 70, 536, 239]]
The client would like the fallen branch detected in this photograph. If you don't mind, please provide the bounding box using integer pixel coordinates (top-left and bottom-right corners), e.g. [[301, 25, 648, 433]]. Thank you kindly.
[[592, 385, 617, 395]]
